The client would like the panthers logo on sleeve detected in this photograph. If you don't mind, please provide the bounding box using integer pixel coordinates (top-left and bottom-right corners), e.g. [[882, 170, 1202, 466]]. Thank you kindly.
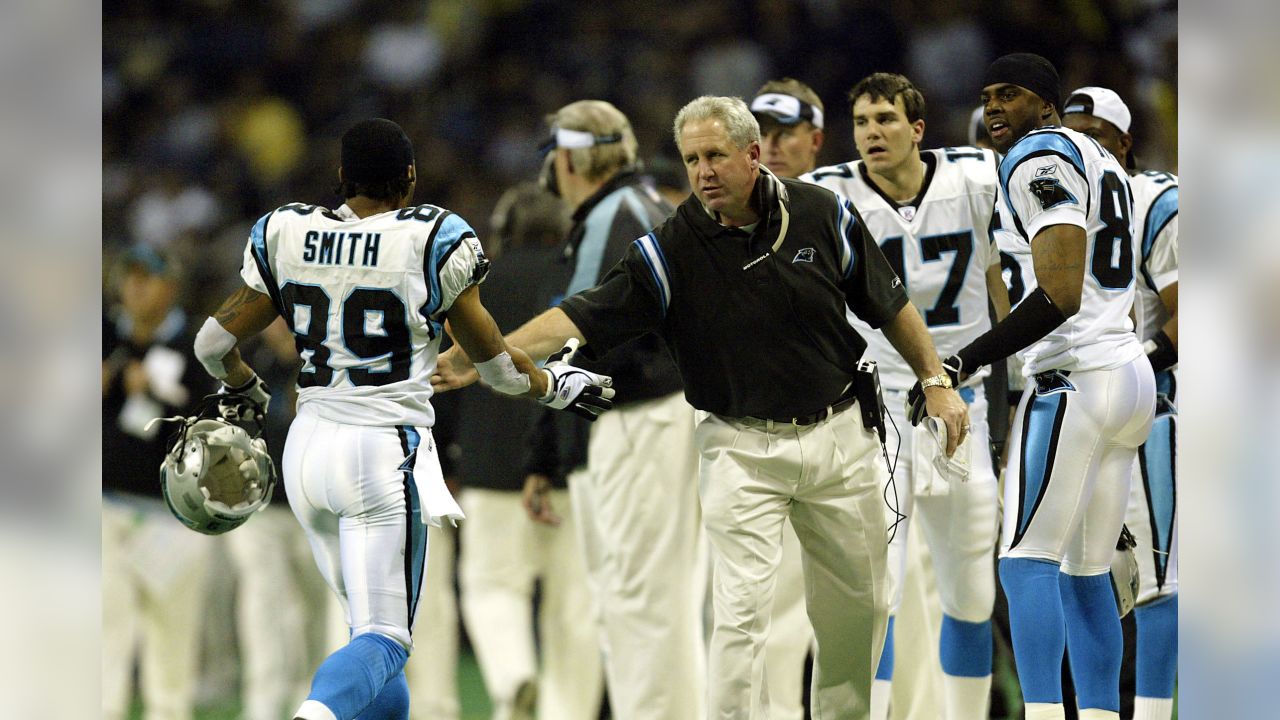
[[1028, 174, 1077, 211]]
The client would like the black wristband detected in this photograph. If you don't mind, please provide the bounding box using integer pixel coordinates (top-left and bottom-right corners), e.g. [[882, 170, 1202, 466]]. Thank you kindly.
[[1146, 329, 1177, 373], [957, 287, 1068, 372]]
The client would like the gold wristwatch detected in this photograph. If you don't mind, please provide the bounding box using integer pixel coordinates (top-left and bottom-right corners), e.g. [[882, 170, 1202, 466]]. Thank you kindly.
[[920, 373, 953, 390]]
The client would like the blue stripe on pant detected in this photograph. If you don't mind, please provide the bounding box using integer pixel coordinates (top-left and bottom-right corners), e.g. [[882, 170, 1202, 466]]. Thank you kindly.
[[1138, 409, 1176, 590], [397, 426, 427, 630], [1011, 390, 1068, 549]]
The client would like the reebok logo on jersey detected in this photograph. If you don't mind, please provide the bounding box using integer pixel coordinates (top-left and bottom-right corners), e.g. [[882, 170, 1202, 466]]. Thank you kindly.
[[1036, 164, 1058, 176], [793, 247, 815, 263]]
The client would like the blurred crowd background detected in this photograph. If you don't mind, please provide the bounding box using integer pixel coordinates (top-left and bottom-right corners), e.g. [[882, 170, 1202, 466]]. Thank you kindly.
[[104, 0, 1177, 313]]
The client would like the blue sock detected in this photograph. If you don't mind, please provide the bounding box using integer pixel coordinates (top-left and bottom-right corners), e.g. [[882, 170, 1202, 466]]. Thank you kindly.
[[306, 633, 409, 720], [875, 616, 896, 681], [998, 557, 1064, 704], [1060, 572, 1122, 712], [940, 615, 992, 677], [1134, 594, 1178, 698], [354, 670, 409, 720]]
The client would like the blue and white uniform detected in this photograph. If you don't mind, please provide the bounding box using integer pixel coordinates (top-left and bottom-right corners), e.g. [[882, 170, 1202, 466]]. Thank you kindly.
[[239, 201, 486, 654], [804, 146, 1002, 719], [995, 126, 1156, 717], [1126, 169, 1179, 606]]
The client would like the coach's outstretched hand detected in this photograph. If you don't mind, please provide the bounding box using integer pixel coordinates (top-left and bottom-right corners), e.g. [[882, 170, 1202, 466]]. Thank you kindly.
[[431, 345, 479, 393], [538, 338, 615, 421]]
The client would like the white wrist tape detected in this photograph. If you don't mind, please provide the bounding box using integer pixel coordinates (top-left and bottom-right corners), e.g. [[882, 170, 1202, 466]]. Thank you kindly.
[[474, 352, 532, 396], [194, 316, 238, 379]]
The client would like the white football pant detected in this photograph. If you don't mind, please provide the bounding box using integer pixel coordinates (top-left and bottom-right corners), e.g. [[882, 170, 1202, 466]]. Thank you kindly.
[[1000, 358, 1156, 574], [284, 408, 435, 649]]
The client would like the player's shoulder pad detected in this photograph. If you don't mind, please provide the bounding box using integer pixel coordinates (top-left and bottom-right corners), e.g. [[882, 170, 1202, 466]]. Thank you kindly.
[[800, 161, 859, 188], [929, 146, 1000, 190], [272, 202, 343, 222], [999, 127, 1088, 190]]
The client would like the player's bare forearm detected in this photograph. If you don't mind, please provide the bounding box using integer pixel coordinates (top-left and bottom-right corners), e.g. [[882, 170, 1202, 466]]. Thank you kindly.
[[987, 261, 1012, 322], [214, 285, 279, 339], [882, 303, 945, 380], [220, 348, 255, 387], [1030, 224, 1086, 316], [1159, 281, 1178, 348], [446, 286, 508, 364], [509, 345, 548, 398], [506, 307, 585, 363], [444, 286, 550, 397], [203, 285, 277, 385]]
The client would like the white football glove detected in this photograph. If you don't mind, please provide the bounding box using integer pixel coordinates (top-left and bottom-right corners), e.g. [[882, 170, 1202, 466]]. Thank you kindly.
[[538, 339, 615, 422], [218, 373, 271, 424]]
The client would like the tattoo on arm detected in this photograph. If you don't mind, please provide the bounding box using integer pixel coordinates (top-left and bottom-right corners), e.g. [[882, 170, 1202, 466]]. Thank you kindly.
[[1036, 260, 1083, 273], [215, 286, 261, 325]]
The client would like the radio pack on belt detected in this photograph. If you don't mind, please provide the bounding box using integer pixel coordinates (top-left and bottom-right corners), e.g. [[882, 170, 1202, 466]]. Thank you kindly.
[[853, 359, 887, 443]]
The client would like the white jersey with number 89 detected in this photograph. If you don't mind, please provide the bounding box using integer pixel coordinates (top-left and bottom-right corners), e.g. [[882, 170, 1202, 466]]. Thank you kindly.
[[999, 126, 1143, 375], [239, 202, 488, 427]]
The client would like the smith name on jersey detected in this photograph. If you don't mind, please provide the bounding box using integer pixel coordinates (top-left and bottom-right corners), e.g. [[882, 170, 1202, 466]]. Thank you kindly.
[[999, 126, 1144, 376], [240, 202, 488, 427], [802, 147, 1001, 390]]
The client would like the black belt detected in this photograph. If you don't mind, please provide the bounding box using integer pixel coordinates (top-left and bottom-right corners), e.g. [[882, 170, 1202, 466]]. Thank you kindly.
[[752, 394, 858, 427]]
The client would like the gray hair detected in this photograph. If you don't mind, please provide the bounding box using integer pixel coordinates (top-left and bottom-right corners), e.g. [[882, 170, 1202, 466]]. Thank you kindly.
[[673, 96, 761, 152]]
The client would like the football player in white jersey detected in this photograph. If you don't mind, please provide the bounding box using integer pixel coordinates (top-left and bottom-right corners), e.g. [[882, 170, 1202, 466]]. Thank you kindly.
[[914, 54, 1155, 720], [1064, 87, 1179, 720], [802, 72, 1010, 720], [190, 119, 614, 720]]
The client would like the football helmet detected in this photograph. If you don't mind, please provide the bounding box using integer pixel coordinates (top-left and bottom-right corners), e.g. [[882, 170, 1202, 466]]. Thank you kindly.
[[155, 393, 276, 535]]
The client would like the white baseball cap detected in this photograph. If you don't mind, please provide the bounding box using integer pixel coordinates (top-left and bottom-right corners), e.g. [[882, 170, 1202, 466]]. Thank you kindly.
[[1063, 86, 1131, 133]]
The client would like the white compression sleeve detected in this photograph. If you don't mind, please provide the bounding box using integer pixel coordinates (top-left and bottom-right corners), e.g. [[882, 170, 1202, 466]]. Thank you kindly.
[[473, 352, 532, 396], [194, 316, 238, 379]]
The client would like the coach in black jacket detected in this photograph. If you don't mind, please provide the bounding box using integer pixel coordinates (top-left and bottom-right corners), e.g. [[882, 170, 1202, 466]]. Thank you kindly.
[[519, 100, 705, 720], [437, 96, 970, 719]]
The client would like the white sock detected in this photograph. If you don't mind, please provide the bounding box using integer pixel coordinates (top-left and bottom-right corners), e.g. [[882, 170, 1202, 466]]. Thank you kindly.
[[943, 673, 991, 720], [869, 678, 892, 720], [293, 700, 338, 720], [1077, 709, 1120, 720], [1024, 702, 1066, 720], [1133, 696, 1174, 720]]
